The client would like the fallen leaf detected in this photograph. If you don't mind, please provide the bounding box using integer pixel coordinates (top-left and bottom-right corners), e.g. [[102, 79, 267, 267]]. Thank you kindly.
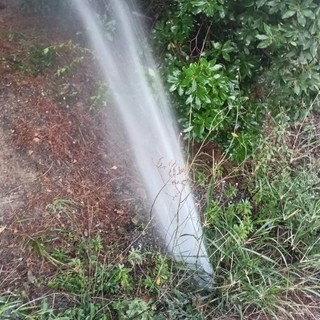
[[27, 270, 37, 284], [0, 226, 6, 233]]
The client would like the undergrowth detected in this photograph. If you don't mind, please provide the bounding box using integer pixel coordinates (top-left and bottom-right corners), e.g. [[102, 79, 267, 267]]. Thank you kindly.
[[1, 228, 206, 319], [199, 109, 320, 318], [2, 109, 320, 319]]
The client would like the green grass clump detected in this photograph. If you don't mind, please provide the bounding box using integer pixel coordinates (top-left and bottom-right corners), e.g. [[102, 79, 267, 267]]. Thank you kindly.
[[2, 230, 206, 320], [200, 112, 320, 318]]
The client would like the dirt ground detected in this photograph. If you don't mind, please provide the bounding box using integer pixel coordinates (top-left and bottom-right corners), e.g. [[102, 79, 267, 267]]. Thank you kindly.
[[0, 1, 142, 296]]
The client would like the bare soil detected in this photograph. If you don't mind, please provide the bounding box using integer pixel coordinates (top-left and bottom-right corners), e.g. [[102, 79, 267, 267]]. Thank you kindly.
[[0, 2, 140, 296]]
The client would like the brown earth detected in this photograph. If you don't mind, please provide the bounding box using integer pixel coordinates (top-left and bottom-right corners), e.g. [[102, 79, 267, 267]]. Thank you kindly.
[[0, 2, 142, 297]]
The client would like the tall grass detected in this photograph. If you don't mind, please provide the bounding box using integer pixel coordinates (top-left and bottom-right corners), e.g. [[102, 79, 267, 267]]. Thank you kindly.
[[197, 109, 320, 318]]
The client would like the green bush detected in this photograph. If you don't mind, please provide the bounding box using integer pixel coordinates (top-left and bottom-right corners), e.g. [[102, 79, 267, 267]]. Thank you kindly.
[[168, 58, 236, 140], [152, 0, 320, 157]]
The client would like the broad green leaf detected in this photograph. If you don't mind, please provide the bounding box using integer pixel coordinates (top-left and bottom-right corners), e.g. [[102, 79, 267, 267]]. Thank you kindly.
[[302, 9, 315, 19], [186, 95, 193, 104], [183, 126, 193, 133], [294, 83, 301, 95], [257, 40, 271, 49], [256, 0, 268, 8], [222, 52, 230, 61], [195, 96, 201, 107], [309, 21, 317, 34], [190, 79, 197, 93], [256, 34, 269, 40], [205, 96, 211, 103], [169, 84, 177, 92], [282, 10, 296, 19], [210, 64, 223, 71], [263, 23, 272, 35], [310, 42, 318, 58], [297, 11, 307, 26], [213, 41, 222, 49]]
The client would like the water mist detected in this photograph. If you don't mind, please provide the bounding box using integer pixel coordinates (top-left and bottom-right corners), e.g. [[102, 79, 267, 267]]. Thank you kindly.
[[73, 0, 213, 278]]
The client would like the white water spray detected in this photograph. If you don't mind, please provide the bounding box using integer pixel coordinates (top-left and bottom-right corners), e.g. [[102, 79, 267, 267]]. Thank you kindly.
[[73, 0, 213, 277]]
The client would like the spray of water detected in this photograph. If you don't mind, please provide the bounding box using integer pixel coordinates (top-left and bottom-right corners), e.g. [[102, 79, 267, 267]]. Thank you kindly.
[[73, 0, 213, 277]]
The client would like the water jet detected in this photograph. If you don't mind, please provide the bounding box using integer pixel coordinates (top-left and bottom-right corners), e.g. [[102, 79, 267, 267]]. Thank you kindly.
[[73, 0, 213, 280]]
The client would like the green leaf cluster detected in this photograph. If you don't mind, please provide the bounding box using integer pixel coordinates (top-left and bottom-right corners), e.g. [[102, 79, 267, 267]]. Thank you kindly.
[[153, 0, 320, 157], [168, 58, 234, 139]]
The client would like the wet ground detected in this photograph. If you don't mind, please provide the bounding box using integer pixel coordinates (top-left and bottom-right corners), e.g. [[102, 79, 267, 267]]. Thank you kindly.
[[0, 1, 142, 295]]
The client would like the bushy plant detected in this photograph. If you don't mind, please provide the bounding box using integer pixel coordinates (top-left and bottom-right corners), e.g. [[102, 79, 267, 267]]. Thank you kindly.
[[200, 113, 320, 317], [152, 0, 320, 158], [168, 58, 236, 139], [22, 231, 203, 319]]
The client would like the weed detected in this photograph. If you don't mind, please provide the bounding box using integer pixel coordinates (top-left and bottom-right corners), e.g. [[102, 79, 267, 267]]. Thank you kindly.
[[5, 232, 210, 319], [144, 253, 170, 292], [51, 248, 69, 263], [14, 41, 86, 77], [224, 185, 238, 199], [57, 301, 111, 319], [32, 238, 65, 267], [90, 82, 109, 111], [27, 44, 57, 76], [200, 112, 320, 317], [20, 0, 71, 14], [56, 56, 84, 77], [156, 290, 205, 320], [88, 235, 103, 253], [128, 248, 145, 267], [112, 299, 154, 320], [48, 258, 88, 294], [7, 110, 320, 319], [46, 199, 82, 215], [0, 296, 54, 319]]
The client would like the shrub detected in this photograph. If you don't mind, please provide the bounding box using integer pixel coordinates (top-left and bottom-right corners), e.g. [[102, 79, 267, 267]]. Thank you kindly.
[[152, 0, 320, 158]]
